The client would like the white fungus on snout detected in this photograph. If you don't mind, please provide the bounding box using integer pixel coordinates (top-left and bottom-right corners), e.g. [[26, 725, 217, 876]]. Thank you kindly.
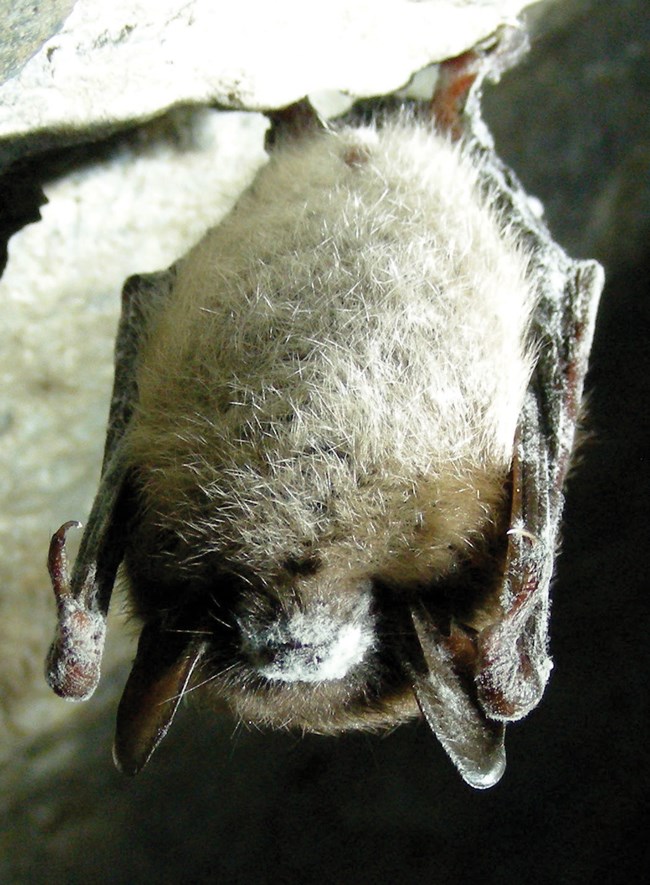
[[240, 593, 377, 684]]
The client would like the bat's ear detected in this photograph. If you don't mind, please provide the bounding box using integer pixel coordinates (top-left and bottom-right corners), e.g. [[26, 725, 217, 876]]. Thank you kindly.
[[113, 620, 206, 776], [409, 606, 506, 790]]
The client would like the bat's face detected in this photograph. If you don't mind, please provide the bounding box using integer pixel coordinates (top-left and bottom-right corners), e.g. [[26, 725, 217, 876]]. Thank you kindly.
[[120, 454, 508, 737], [123, 545, 410, 734]]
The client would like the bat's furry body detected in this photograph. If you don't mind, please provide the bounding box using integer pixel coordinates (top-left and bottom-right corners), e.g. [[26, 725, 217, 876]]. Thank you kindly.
[[132, 121, 534, 580], [125, 119, 536, 731]]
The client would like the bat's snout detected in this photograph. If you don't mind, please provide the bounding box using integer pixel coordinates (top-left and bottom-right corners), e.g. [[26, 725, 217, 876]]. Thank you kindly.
[[238, 585, 376, 684]]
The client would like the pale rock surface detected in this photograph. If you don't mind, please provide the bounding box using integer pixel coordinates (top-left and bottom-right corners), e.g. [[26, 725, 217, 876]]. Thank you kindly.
[[0, 0, 536, 137], [0, 0, 76, 83]]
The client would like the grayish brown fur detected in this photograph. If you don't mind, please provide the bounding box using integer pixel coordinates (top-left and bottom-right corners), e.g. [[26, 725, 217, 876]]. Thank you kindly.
[[129, 119, 535, 586]]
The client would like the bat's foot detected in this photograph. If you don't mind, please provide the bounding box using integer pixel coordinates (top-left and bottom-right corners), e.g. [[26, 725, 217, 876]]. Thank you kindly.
[[265, 97, 327, 149], [431, 25, 529, 139], [46, 521, 105, 701]]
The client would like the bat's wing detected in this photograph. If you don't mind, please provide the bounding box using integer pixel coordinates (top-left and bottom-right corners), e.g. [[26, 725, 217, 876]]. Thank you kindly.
[[476, 260, 603, 722], [45, 269, 176, 700], [409, 33, 604, 786]]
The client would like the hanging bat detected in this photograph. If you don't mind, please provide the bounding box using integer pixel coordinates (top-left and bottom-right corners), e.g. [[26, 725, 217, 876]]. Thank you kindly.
[[45, 33, 604, 789]]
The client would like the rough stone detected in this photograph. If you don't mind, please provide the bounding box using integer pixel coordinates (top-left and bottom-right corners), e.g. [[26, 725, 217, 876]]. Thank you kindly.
[[0, 0, 536, 139], [0, 0, 76, 84]]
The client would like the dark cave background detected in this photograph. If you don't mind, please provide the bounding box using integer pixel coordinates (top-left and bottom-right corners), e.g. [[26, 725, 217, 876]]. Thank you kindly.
[[2, 0, 649, 881]]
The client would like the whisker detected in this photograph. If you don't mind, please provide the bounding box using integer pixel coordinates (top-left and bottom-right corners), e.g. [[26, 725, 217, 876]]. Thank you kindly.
[[161, 661, 240, 704], [208, 612, 233, 630], [164, 628, 213, 635], [186, 662, 241, 695]]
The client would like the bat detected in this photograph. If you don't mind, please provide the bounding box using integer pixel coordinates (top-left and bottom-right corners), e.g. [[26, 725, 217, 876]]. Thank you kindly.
[[45, 32, 604, 789]]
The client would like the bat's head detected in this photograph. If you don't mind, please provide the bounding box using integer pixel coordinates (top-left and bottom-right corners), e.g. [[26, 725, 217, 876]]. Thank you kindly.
[[114, 444, 511, 786]]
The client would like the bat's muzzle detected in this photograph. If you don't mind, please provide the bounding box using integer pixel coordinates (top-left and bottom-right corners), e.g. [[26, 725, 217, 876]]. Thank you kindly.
[[238, 588, 376, 684]]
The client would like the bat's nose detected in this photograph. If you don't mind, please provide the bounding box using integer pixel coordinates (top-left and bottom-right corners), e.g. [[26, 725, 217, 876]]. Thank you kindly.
[[239, 593, 376, 683]]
